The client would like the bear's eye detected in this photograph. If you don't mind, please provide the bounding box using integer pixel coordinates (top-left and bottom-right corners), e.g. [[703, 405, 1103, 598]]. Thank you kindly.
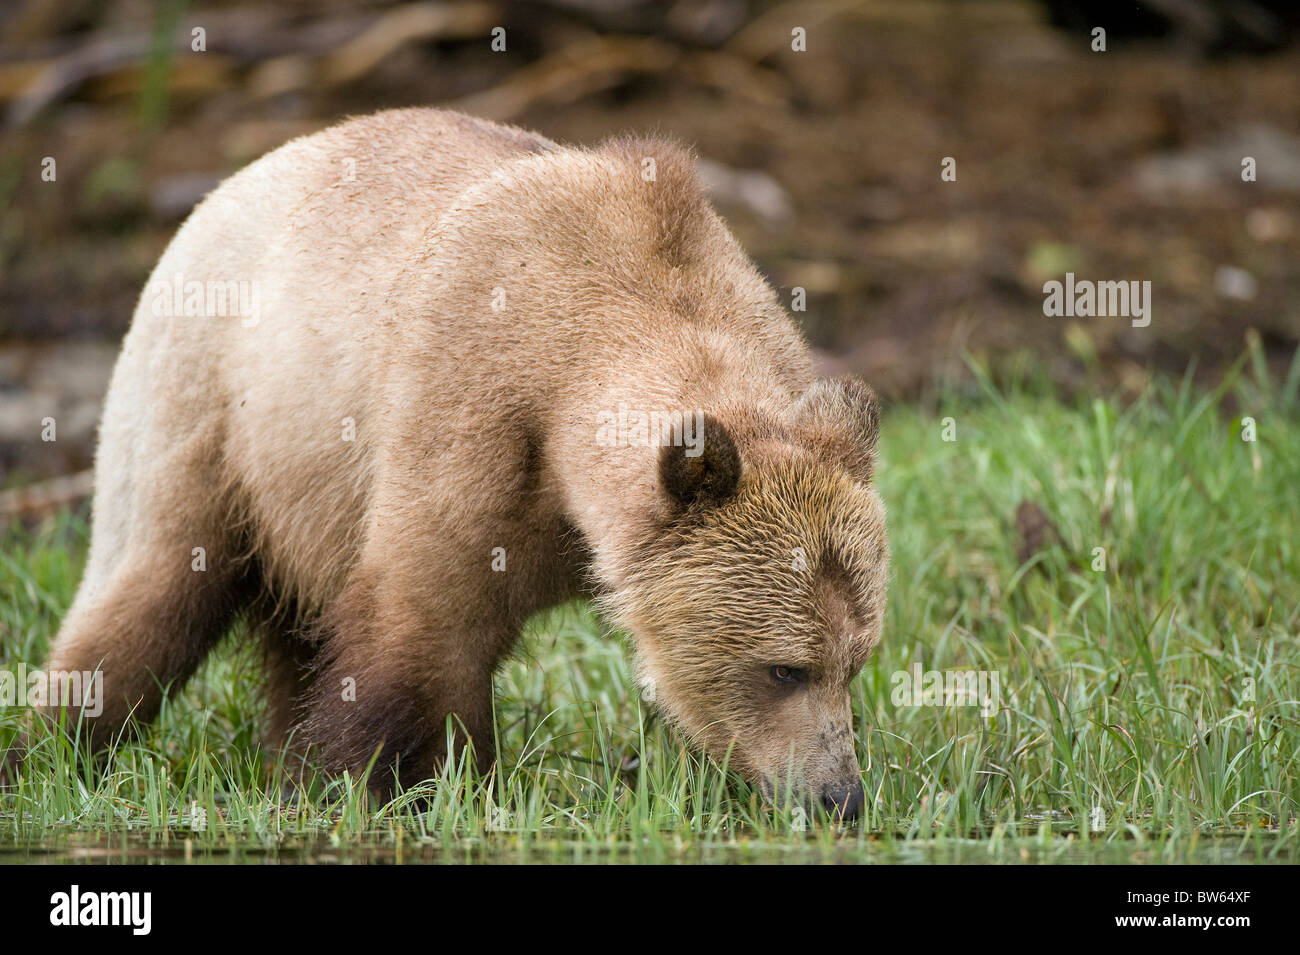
[[770, 666, 809, 686]]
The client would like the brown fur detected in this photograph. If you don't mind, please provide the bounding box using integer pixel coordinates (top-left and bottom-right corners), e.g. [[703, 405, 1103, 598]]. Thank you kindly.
[[41, 109, 889, 810]]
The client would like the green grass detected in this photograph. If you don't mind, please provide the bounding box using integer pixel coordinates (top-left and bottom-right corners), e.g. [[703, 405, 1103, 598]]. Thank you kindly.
[[2, 354, 1298, 863]]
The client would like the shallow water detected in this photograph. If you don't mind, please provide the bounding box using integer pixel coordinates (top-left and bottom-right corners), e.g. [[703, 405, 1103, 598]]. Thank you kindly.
[[1, 830, 1292, 864]]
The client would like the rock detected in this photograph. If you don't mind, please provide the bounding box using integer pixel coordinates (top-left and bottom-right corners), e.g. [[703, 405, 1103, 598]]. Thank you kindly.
[[1133, 124, 1300, 197], [1213, 265, 1258, 301], [149, 172, 224, 221], [697, 157, 794, 224]]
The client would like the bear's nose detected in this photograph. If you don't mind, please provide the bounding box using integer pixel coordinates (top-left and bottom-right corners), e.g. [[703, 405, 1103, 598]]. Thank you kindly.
[[821, 780, 865, 821]]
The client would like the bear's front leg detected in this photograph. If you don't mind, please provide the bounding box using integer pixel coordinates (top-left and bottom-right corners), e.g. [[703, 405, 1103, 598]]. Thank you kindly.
[[297, 563, 511, 791], [292, 419, 579, 792]]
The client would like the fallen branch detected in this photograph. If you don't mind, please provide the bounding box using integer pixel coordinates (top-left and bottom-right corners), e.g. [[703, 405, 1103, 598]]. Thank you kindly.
[[448, 34, 789, 121]]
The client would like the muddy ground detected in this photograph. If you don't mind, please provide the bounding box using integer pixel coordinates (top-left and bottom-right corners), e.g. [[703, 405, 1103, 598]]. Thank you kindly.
[[1, 0, 1298, 488]]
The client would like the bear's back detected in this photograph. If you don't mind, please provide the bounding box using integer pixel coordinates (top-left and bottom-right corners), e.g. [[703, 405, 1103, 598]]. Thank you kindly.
[[93, 111, 558, 607]]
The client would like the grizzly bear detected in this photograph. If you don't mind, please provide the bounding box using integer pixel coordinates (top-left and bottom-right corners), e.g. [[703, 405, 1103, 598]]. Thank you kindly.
[[42, 109, 889, 818]]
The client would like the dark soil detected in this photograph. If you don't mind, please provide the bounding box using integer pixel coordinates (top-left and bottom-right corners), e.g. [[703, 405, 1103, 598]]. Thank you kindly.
[[2, 0, 1298, 481]]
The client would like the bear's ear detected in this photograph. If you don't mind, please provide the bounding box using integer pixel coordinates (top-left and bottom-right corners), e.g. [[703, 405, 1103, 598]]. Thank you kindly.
[[658, 413, 742, 509], [794, 376, 881, 483]]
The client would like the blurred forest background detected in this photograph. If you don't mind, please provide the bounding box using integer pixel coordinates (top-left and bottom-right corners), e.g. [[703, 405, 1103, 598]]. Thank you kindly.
[[1, 0, 1299, 500]]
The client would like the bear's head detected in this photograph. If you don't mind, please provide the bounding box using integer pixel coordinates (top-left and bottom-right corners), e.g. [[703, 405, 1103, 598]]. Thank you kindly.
[[610, 376, 889, 819]]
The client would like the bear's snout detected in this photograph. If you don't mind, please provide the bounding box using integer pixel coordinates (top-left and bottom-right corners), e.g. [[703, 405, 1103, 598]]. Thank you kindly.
[[821, 778, 865, 821]]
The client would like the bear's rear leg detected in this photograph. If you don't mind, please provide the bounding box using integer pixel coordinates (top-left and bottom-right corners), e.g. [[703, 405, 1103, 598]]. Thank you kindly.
[[43, 544, 251, 749]]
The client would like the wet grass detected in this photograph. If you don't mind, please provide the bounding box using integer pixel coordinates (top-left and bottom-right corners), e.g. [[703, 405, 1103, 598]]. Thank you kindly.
[[1, 353, 1298, 863]]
